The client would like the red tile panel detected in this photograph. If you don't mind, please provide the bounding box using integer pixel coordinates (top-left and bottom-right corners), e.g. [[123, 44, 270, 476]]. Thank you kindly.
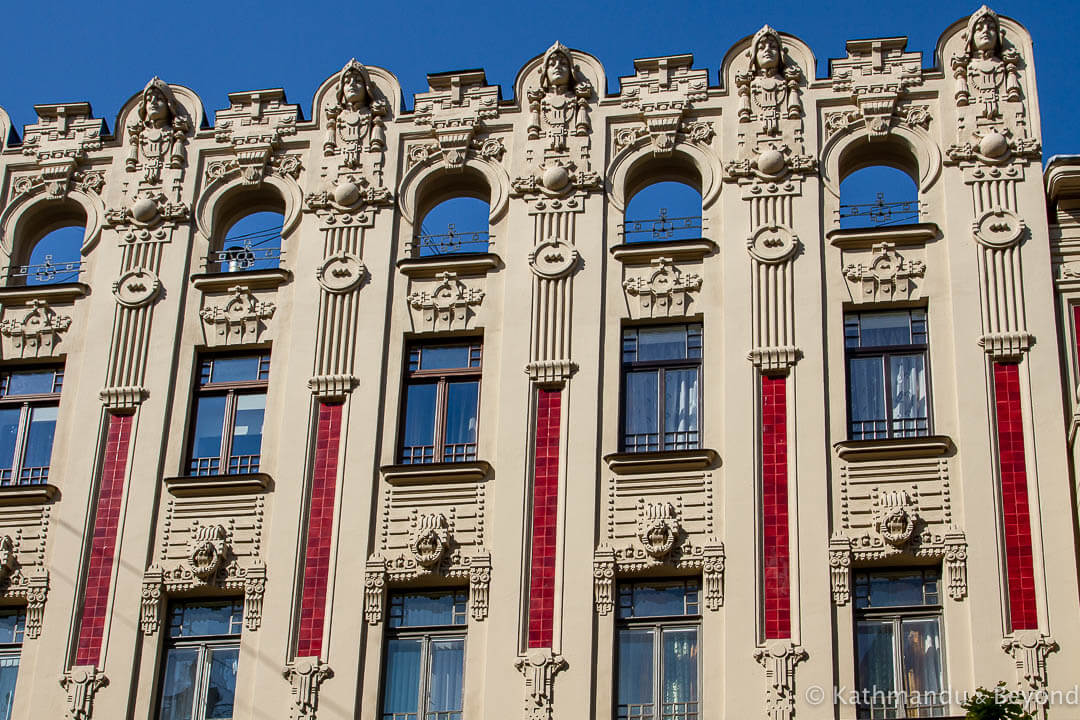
[[527, 389, 561, 649], [74, 413, 132, 667], [296, 402, 343, 658], [761, 375, 791, 640], [992, 362, 1039, 631]]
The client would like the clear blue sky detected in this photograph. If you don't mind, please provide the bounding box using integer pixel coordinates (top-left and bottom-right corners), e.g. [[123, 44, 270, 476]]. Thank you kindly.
[[1, 0, 1075, 158]]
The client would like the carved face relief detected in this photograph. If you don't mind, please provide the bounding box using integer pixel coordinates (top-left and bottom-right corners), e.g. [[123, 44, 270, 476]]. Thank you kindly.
[[408, 514, 450, 568], [0, 535, 16, 583], [545, 52, 571, 91], [342, 70, 368, 107], [144, 88, 170, 126], [755, 35, 781, 73], [972, 15, 999, 54], [637, 503, 681, 560]]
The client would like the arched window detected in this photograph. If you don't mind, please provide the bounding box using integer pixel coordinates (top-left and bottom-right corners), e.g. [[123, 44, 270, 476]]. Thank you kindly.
[[214, 210, 284, 273], [839, 162, 919, 229], [13, 225, 84, 286], [624, 181, 703, 243]]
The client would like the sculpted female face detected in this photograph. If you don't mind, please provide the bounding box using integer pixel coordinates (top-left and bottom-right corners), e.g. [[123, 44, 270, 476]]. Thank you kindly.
[[144, 88, 169, 124], [756, 35, 780, 71], [546, 52, 571, 89], [342, 70, 367, 106], [972, 16, 999, 53]]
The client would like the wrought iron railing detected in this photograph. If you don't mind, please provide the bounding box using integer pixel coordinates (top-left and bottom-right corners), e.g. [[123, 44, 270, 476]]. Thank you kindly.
[[623, 430, 700, 454], [414, 224, 490, 256], [210, 242, 281, 273], [8, 255, 82, 285], [849, 416, 929, 441], [623, 209, 703, 243], [839, 193, 919, 227]]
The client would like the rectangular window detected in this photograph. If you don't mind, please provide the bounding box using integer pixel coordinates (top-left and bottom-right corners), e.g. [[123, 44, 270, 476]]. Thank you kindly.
[[854, 569, 945, 719], [615, 580, 700, 720], [621, 324, 702, 452], [0, 610, 24, 720], [158, 600, 242, 720], [381, 591, 467, 720], [845, 311, 929, 440], [0, 368, 62, 486], [400, 343, 482, 464], [187, 354, 269, 476]]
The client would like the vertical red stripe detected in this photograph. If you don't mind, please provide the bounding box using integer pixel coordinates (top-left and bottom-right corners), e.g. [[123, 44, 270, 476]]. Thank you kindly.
[[992, 363, 1039, 631], [296, 402, 342, 657], [761, 375, 790, 640], [527, 389, 561, 648], [1073, 306, 1080, 370], [74, 413, 132, 666]]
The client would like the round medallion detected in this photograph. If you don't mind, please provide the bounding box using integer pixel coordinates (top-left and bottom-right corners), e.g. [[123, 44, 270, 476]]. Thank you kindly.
[[757, 149, 786, 175], [529, 239, 579, 279], [979, 131, 1009, 159], [131, 196, 160, 224], [332, 181, 361, 207], [409, 528, 446, 568], [746, 225, 798, 263], [188, 541, 224, 580], [877, 507, 916, 547], [112, 268, 161, 307], [974, 208, 1024, 248], [542, 165, 570, 192], [317, 252, 366, 293]]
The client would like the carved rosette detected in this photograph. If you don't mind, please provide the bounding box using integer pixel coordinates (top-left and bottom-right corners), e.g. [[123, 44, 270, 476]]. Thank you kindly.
[[283, 657, 333, 720], [622, 257, 702, 318], [754, 641, 807, 720], [515, 649, 567, 720], [1002, 630, 1057, 716], [200, 286, 277, 344], [0, 299, 72, 358], [60, 666, 108, 720]]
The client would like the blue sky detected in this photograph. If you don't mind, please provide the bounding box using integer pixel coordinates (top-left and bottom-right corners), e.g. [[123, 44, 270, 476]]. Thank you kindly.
[[1, 0, 1075, 158]]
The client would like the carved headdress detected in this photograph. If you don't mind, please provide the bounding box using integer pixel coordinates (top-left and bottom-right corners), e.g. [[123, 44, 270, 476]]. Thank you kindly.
[[964, 5, 1004, 56], [335, 59, 377, 107], [135, 77, 185, 127], [539, 41, 576, 93], [747, 25, 786, 75]]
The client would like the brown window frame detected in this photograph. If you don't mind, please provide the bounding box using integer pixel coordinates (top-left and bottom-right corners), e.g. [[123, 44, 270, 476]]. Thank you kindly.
[[398, 341, 483, 464], [186, 353, 270, 476]]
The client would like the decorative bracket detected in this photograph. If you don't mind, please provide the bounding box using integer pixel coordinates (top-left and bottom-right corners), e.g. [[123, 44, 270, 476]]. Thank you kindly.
[[618, 55, 709, 155], [1002, 630, 1057, 717], [283, 657, 333, 720], [754, 640, 807, 720], [515, 649, 567, 720], [60, 666, 108, 720]]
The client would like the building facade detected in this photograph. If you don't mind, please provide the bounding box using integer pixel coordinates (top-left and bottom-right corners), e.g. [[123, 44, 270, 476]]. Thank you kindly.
[[0, 6, 1076, 720]]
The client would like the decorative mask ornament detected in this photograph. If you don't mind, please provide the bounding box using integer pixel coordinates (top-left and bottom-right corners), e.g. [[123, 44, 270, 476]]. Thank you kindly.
[[637, 503, 681, 559], [187, 524, 229, 580], [409, 513, 450, 568], [874, 490, 918, 547]]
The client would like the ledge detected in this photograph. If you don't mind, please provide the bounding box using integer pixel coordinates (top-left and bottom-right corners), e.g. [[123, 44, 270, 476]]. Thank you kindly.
[[190, 269, 292, 292], [834, 435, 954, 462], [603, 448, 719, 474], [827, 222, 940, 249], [381, 460, 492, 485], [396, 253, 502, 277], [610, 239, 717, 264], [0, 484, 59, 505], [0, 283, 89, 304], [165, 473, 272, 496]]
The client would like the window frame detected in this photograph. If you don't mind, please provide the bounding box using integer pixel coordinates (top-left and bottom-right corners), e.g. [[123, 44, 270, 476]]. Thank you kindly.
[[0, 609, 25, 720], [398, 341, 483, 465], [619, 323, 703, 453], [156, 600, 243, 720], [0, 367, 63, 486], [614, 579, 702, 720], [185, 353, 270, 476], [843, 310, 932, 441], [380, 590, 468, 720], [853, 568, 947, 719]]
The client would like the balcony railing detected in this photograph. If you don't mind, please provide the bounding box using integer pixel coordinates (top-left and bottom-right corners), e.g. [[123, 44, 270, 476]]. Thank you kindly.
[[839, 193, 919, 227], [623, 209, 703, 243], [210, 242, 281, 273], [8, 255, 82, 285], [414, 224, 490, 256]]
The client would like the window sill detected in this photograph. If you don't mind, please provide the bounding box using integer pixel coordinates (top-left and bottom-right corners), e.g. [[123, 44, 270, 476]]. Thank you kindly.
[[396, 253, 502, 278], [610, 238, 717, 264], [381, 460, 492, 485], [603, 448, 719, 475], [0, 283, 89, 304], [0, 484, 59, 505], [164, 472, 272, 496], [834, 435, 953, 462], [826, 222, 940, 249], [190, 269, 292, 292]]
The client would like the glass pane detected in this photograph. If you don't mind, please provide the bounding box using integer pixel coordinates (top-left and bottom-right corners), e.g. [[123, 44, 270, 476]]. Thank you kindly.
[[22, 405, 57, 469], [635, 326, 688, 362], [418, 346, 471, 371], [5, 371, 57, 396], [444, 381, 479, 445], [856, 620, 897, 715], [230, 394, 265, 456], [619, 583, 696, 618], [856, 312, 913, 347], [617, 628, 654, 708], [208, 356, 265, 383], [159, 647, 199, 720], [205, 647, 239, 719], [402, 384, 437, 462], [383, 638, 422, 718], [857, 572, 932, 609], [849, 356, 887, 440], [0, 654, 17, 720], [169, 601, 243, 638], [0, 613, 23, 644], [662, 628, 699, 705], [0, 409, 20, 473], [663, 368, 699, 444], [625, 371, 659, 435], [427, 639, 465, 715], [389, 592, 466, 628], [901, 618, 944, 713], [889, 355, 927, 427], [192, 396, 227, 461]]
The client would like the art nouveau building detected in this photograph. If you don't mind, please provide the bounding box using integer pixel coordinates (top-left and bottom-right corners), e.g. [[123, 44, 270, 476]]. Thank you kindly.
[[0, 7, 1076, 720]]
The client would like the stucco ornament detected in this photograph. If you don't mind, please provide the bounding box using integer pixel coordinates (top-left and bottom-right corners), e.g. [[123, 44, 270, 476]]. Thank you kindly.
[[528, 42, 591, 151], [843, 242, 925, 303], [126, 78, 190, 185], [515, 649, 567, 720], [622, 257, 702, 318], [747, 224, 799, 263], [112, 268, 162, 307], [408, 513, 450, 568], [408, 271, 484, 331], [0, 536, 17, 584], [324, 60, 388, 168], [737, 26, 802, 136], [200, 285, 277, 344], [283, 657, 333, 720], [873, 489, 918, 547], [1002, 630, 1057, 717], [0, 299, 72, 358], [952, 6, 1020, 121], [187, 524, 229, 581], [637, 502, 681, 559], [316, 252, 367, 293], [60, 666, 108, 720], [754, 641, 807, 720], [528, 238, 579, 279]]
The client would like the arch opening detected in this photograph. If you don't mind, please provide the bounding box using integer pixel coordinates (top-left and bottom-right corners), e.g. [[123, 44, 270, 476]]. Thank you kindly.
[[622, 158, 703, 244], [837, 141, 920, 229], [210, 189, 286, 273], [414, 170, 492, 256], [9, 199, 87, 286]]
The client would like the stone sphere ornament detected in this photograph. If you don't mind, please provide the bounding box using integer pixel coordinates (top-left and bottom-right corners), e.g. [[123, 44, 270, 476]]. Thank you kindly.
[[757, 149, 786, 175], [542, 165, 571, 192], [979, 131, 1009, 159], [332, 181, 361, 207], [131, 196, 160, 223]]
